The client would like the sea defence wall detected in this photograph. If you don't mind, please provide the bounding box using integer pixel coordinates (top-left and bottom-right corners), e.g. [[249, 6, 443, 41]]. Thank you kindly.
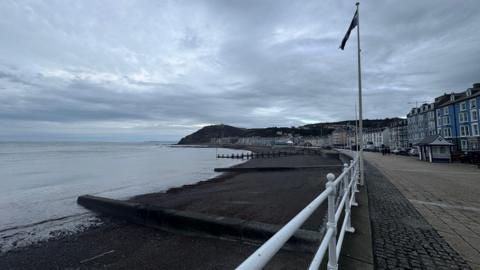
[[77, 195, 321, 253]]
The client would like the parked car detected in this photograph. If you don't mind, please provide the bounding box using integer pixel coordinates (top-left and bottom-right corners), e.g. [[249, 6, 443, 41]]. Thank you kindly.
[[456, 151, 480, 164], [392, 148, 408, 155], [364, 142, 375, 152], [408, 148, 419, 156]]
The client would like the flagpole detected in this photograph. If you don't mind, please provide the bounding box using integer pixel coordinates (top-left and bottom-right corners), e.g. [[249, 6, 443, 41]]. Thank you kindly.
[[356, 2, 364, 186], [355, 100, 358, 153]]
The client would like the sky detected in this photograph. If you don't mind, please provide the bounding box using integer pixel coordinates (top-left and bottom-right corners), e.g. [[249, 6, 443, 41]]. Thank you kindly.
[[1, 0, 479, 142]]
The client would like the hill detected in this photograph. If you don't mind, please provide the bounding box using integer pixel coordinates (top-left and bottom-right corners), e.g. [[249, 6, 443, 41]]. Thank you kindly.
[[177, 125, 247, 144], [177, 118, 403, 145]]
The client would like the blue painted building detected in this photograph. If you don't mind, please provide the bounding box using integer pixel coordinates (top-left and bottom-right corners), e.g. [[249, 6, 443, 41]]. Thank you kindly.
[[433, 83, 480, 152], [454, 87, 480, 151], [435, 93, 461, 145]]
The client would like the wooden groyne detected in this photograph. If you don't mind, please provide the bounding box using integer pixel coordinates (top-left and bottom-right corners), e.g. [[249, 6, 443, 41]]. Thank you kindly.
[[217, 150, 323, 159], [214, 165, 343, 172]]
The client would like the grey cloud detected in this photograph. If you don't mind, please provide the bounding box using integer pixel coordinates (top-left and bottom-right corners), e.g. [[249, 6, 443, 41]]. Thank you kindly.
[[0, 0, 479, 141]]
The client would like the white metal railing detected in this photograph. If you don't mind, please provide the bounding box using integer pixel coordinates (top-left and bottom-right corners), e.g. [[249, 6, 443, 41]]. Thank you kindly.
[[236, 156, 359, 270]]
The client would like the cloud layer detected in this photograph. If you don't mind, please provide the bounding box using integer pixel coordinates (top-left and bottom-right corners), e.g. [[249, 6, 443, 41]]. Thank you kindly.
[[1, 0, 479, 141]]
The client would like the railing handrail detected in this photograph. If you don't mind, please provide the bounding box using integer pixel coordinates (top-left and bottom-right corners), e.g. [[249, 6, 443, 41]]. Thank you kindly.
[[236, 155, 359, 270]]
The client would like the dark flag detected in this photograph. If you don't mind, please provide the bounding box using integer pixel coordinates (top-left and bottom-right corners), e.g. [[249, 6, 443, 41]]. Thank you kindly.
[[339, 10, 358, 50]]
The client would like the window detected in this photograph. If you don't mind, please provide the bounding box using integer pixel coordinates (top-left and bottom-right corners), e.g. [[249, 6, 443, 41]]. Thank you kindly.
[[459, 112, 468, 123], [444, 127, 452, 137], [444, 107, 449, 115], [440, 146, 446, 154], [473, 123, 479, 136], [460, 102, 467, 111], [444, 116, 450, 125], [437, 109, 441, 117], [472, 142, 479, 150], [460, 125, 470, 136], [461, 140, 468, 150], [472, 110, 478, 121], [471, 99, 477, 109]]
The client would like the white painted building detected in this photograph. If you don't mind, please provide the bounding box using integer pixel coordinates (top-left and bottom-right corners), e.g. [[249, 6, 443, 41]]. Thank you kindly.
[[362, 128, 391, 149], [211, 136, 296, 146], [389, 119, 409, 149], [302, 136, 329, 147], [329, 128, 348, 147]]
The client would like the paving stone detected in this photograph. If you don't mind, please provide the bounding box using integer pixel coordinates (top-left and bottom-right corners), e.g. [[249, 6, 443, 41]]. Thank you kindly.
[[365, 161, 472, 270]]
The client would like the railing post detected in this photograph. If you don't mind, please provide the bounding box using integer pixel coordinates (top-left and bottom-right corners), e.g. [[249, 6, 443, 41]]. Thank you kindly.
[[345, 162, 355, 233], [353, 159, 360, 193], [326, 173, 338, 270], [343, 163, 349, 196], [351, 160, 359, 207], [349, 160, 355, 182]]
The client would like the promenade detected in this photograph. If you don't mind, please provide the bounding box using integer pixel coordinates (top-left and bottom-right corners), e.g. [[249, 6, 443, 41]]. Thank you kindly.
[[364, 152, 480, 269]]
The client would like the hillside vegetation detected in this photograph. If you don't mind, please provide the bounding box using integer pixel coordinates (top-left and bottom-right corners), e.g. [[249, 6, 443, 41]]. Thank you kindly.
[[177, 118, 402, 144]]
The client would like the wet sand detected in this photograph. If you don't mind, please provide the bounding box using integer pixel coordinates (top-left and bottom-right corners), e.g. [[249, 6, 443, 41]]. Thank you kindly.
[[0, 148, 342, 270]]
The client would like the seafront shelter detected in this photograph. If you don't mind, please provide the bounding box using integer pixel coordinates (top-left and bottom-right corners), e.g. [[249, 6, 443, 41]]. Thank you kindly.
[[417, 135, 453, 162]]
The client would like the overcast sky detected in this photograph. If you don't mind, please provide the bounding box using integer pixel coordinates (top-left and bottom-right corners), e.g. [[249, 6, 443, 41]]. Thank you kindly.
[[1, 0, 479, 141]]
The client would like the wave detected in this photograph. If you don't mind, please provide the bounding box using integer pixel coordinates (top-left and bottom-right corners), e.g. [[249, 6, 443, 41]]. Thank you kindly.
[[0, 213, 90, 234]]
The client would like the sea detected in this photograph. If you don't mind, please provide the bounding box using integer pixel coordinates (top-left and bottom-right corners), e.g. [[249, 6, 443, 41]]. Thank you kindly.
[[0, 142, 248, 253]]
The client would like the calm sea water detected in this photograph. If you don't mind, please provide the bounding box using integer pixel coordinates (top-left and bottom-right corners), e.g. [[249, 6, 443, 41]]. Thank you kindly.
[[0, 142, 248, 252]]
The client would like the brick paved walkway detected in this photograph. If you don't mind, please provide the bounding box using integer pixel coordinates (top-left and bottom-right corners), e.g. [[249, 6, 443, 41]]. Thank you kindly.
[[365, 152, 480, 269], [365, 161, 471, 270]]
